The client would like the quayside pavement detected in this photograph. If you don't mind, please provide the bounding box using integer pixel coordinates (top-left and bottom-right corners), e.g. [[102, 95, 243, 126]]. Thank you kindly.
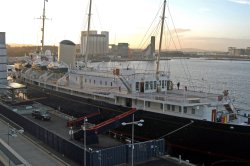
[[0, 115, 79, 166]]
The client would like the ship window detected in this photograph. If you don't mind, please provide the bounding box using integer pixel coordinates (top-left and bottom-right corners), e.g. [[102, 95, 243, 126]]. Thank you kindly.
[[150, 81, 153, 90], [162, 80, 164, 88], [160, 103, 163, 110], [105, 81, 107, 86], [100, 80, 102, 85], [111, 82, 113, 86], [145, 82, 149, 90], [85, 79, 87, 83], [165, 80, 167, 86], [76, 77, 78, 81], [167, 105, 170, 110], [94, 80, 96, 84], [192, 108, 195, 114], [184, 107, 187, 113], [135, 99, 137, 105], [172, 105, 175, 111], [147, 101, 151, 107], [159, 80, 161, 86], [136, 82, 139, 91], [154, 81, 156, 89], [179, 106, 182, 112]]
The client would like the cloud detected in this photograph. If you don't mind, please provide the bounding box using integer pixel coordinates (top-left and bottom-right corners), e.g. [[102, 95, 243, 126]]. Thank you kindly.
[[230, 0, 250, 4], [171, 28, 191, 33], [181, 36, 250, 51]]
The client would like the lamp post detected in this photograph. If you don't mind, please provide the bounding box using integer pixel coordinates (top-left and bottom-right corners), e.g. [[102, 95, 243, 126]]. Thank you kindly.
[[81, 117, 88, 166], [122, 114, 144, 166], [5, 123, 24, 166], [7, 123, 24, 145], [69, 127, 73, 140], [97, 150, 102, 166]]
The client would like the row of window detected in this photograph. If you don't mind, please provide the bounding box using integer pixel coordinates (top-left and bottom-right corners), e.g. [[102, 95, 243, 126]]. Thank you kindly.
[[75, 76, 114, 87], [144, 101, 196, 114], [164, 104, 195, 114], [136, 80, 167, 91]]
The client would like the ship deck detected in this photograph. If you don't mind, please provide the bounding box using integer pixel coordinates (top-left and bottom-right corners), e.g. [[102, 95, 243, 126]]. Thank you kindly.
[[116, 89, 220, 105], [22, 69, 221, 106], [50, 80, 220, 105]]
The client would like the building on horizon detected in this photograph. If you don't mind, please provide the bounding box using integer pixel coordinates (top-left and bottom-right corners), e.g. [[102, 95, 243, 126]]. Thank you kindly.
[[80, 31, 109, 59], [0, 32, 7, 84], [110, 43, 129, 58], [142, 36, 156, 59], [228, 47, 250, 56], [246, 47, 250, 55]]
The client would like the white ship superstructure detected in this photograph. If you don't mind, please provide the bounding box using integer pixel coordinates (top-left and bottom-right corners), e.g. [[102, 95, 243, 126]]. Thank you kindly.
[[21, 63, 244, 125]]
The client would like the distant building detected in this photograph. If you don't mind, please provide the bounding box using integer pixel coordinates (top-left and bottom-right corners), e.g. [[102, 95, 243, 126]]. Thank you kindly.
[[142, 36, 156, 59], [117, 43, 129, 58], [246, 47, 250, 55], [0, 32, 7, 84], [109, 44, 118, 55], [80, 31, 109, 58], [228, 47, 247, 56], [235, 49, 245, 56], [109, 43, 129, 58], [228, 47, 236, 56]]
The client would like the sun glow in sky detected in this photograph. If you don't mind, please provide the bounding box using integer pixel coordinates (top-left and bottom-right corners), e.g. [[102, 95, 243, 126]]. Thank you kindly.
[[1, 0, 250, 51]]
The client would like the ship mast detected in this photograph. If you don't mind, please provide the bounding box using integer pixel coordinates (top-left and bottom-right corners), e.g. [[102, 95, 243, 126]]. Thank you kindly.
[[156, 0, 166, 92], [84, 0, 92, 67], [40, 0, 48, 53]]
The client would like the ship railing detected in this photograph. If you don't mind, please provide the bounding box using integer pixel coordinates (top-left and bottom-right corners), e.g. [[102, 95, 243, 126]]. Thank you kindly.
[[128, 92, 209, 104], [70, 69, 114, 78], [120, 73, 169, 83], [70, 69, 169, 82], [172, 76, 232, 95]]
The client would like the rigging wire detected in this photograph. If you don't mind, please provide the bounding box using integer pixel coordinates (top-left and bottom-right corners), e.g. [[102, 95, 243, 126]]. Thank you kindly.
[[135, 20, 161, 71], [137, 3, 163, 49], [135, 2, 164, 72], [93, 1, 103, 30], [166, 3, 196, 91]]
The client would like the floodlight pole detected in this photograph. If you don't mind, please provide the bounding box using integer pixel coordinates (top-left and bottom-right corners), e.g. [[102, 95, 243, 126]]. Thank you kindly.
[[122, 114, 144, 166]]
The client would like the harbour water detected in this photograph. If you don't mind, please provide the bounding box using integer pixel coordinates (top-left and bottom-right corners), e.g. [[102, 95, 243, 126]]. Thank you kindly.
[[93, 58, 250, 112]]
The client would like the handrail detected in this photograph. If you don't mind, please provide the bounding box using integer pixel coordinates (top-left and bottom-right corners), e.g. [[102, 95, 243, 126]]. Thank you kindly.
[[89, 108, 137, 131]]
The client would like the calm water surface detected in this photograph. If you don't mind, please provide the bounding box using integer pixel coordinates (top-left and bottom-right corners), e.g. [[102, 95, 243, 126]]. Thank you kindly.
[[94, 58, 250, 111]]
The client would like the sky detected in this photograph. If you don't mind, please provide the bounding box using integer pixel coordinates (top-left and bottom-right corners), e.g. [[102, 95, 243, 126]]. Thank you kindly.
[[0, 0, 250, 51]]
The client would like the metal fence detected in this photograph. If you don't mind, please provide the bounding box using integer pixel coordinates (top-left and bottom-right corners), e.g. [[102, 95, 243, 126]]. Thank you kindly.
[[90, 139, 165, 166], [0, 104, 165, 166]]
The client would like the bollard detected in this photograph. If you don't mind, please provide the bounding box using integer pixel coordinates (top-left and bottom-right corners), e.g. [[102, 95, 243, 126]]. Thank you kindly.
[[179, 155, 182, 164]]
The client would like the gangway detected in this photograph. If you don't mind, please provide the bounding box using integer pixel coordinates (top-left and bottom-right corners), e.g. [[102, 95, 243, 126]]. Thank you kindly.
[[67, 111, 100, 127], [73, 108, 137, 140], [224, 104, 234, 113]]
